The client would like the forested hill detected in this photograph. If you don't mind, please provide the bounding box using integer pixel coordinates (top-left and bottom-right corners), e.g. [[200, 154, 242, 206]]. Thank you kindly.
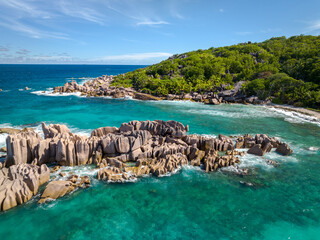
[[113, 35, 320, 109]]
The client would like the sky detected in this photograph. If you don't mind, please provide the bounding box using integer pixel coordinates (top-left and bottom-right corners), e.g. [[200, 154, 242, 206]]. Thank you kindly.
[[0, 0, 319, 64]]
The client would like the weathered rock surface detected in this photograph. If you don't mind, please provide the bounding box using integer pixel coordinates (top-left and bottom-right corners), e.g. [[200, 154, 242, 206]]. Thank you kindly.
[[0, 163, 50, 211], [91, 127, 119, 137], [240, 134, 282, 156], [97, 167, 133, 182], [38, 180, 76, 204], [276, 143, 293, 156], [42, 122, 72, 139], [203, 150, 240, 172], [0, 128, 23, 135], [4, 120, 292, 188], [5, 131, 42, 166]]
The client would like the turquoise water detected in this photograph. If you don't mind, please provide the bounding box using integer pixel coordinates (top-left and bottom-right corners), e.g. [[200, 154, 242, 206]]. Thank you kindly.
[[0, 65, 319, 240]]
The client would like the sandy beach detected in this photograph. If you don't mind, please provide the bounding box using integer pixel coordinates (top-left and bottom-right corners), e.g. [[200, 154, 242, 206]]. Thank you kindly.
[[267, 104, 320, 121]]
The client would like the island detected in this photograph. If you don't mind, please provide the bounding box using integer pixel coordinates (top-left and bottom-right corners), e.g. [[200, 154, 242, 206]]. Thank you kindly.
[[51, 35, 319, 118]]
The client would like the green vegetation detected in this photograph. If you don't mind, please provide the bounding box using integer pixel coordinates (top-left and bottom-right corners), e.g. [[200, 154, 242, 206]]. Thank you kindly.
[[112, 35, 320, 109]]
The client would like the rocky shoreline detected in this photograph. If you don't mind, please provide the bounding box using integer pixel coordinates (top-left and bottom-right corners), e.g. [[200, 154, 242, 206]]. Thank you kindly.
[[0, 120, 292, 212], [50, 75, 320, 121], [52, 75, 270, 104], [268, 104, 320, 121]]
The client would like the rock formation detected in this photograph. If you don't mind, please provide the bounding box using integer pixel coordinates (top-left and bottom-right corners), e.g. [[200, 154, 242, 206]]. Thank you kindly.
[[0, 163, 49, 211], [1, 120, 294, 207], [276, 143, 293, 155], [238, 134, 282, 156], [51, 75, 269, 104], [38, 174, 90, 203], [4, 121, 292, 175], [38, 180, 75, 204]]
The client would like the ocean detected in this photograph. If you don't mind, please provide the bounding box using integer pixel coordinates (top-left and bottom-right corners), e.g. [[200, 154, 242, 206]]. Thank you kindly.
[[0, 64, 319, 240]]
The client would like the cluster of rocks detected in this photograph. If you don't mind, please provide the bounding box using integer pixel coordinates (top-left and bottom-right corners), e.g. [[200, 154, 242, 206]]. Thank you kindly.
[[38, 175, 90, 204], [0, 164, 49, 211], [0, 119, 293, 211], [235, 134, 293, 156], [53, 76, 160, 101], [52, 75, 269, 104], [166, 81, 270, 105]]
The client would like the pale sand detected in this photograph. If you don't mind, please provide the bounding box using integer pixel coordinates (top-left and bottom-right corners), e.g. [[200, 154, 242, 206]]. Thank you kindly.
[[267, 104, 320, 121]]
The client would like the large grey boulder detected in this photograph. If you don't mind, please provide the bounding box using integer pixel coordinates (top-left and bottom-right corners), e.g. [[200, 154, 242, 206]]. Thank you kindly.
[[0, 163, 50, 211], [38, 180, 76, 204]]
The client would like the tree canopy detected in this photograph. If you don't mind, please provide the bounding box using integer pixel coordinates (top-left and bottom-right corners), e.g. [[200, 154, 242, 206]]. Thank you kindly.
[[112, 35, 320, 109]]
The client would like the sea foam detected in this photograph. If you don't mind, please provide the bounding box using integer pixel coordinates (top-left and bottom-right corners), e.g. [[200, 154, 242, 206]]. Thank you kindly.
[[31, 90, 85, 98]]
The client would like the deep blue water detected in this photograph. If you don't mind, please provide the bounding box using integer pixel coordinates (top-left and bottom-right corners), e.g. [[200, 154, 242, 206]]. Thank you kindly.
[[0, 64, 319, 240]]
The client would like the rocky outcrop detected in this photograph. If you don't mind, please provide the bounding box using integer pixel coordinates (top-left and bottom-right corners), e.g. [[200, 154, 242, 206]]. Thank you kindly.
[[91, 127, 118, 137], [119, 120, 189, 137], [238, 134, 285, 156], [203, 150, 240, 172], [42, 122, 73, 139], [276, 143, 293, 156], [38, 180, 76, 204], [5, 131, 42, 166], [97, 167, 133, 182], [38, 174, 91, 203], [51, 74, 276, 105], [0, 120, 296, 210], [150, 153, 188, 176], [0, 163, 49, 211], [4, 120, 293, 187], [0, 128, 22, 135]]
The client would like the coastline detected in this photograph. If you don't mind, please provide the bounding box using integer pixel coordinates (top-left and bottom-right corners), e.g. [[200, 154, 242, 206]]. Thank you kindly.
[[50, 75, 320, 124], [266, 104, 320, 121]]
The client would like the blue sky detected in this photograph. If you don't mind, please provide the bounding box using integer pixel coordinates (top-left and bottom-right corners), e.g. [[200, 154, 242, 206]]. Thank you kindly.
[[0, 0, 319, 64]]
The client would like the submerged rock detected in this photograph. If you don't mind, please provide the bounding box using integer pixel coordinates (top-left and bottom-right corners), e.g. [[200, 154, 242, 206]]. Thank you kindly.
[[240, 181, 254, 187], [266, 160, 280, 167]]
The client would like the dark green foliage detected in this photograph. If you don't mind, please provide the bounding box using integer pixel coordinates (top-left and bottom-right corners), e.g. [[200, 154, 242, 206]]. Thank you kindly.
[[112, 35, 320, 109], [242, 73, 320, 108]]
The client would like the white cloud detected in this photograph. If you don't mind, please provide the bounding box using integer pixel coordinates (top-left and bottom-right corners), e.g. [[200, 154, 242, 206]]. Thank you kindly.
[[95, 52, 172, 61], [0, 0, 52, 18], [0, 52, 172, 64], [0, 0, 179, 39], [0, 19, 69, 39], [29, 55, 72, 61], [137, 20, 169, 26], [305, 20, 320, 32], [235, 31, 253, 36], [57, 0, 105, 24]]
